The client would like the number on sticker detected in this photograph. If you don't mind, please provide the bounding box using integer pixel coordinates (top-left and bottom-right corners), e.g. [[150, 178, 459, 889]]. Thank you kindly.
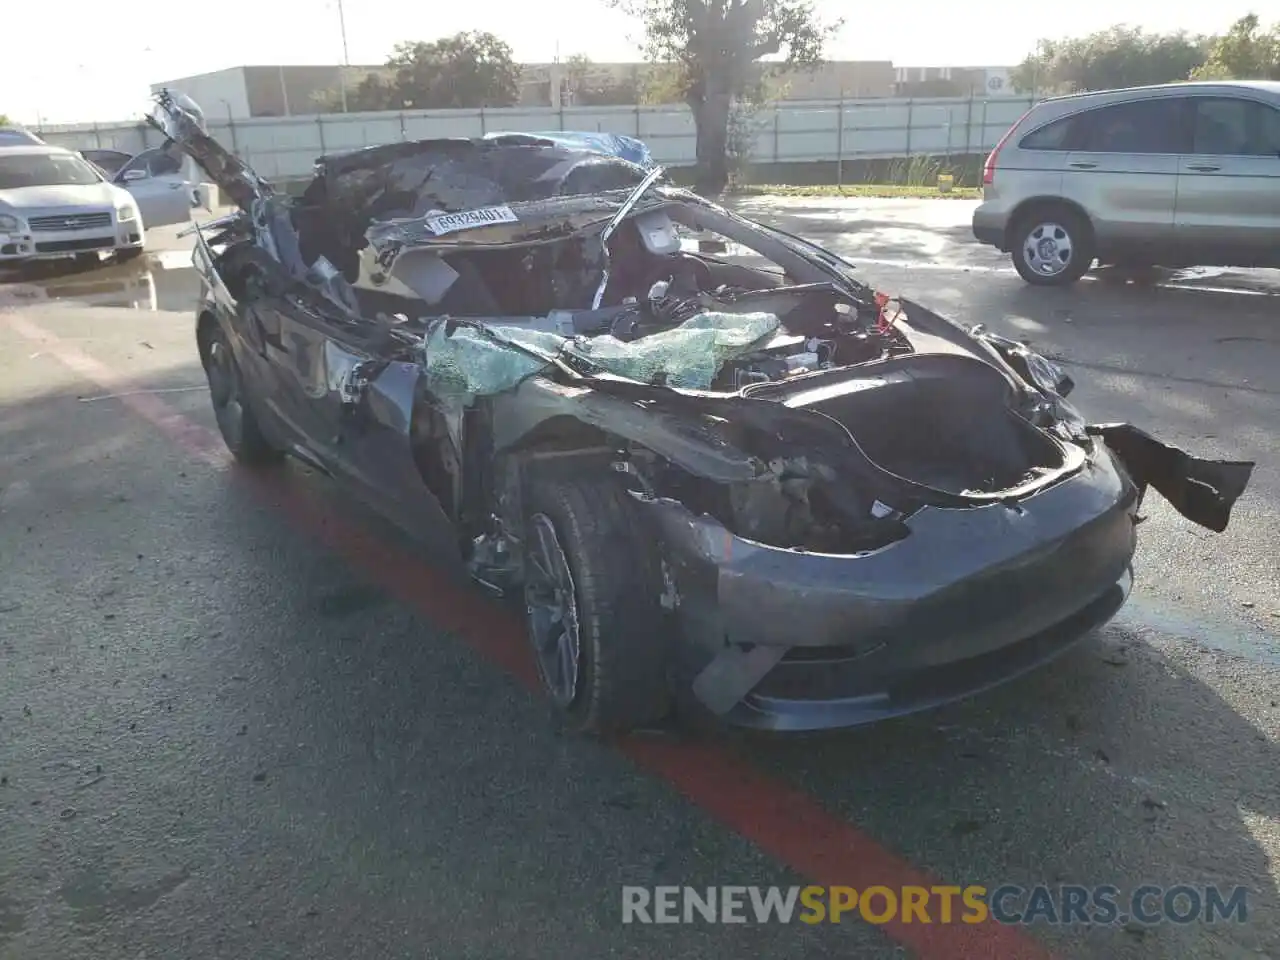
[[425, 205, 519, 236]]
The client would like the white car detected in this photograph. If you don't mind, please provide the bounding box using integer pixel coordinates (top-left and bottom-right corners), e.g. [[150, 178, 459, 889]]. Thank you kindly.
[[0, 126, 45, 146], [0, 144, 192, 268]]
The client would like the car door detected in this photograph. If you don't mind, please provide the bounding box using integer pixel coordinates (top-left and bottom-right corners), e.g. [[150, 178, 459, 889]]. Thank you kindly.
[[268, 289, 434, 510], [114, 148, 192, 228], [1174, 95, 1280, 263], [1059, 96, 1187, 255], [80, 149, 132, 177]]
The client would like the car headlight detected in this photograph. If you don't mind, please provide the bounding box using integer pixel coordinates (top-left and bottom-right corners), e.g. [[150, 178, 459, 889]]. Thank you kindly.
[[116, 205, 137, 221], [0, 213, 20, 231]]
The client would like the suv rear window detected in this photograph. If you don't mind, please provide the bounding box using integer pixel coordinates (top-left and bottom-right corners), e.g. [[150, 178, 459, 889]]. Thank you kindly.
[[1019, 115, 1079, 150]]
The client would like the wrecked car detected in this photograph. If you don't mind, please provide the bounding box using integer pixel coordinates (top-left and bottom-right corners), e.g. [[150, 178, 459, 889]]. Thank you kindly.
[[150, 90, 1255, 735]]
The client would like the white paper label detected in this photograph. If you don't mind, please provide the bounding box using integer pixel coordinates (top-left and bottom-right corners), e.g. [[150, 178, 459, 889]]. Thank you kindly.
[[424, 205, 518, 236]]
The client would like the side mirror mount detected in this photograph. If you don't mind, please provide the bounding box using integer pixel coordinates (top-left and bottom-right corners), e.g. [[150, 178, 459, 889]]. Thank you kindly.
[[121, 168, 148, 182]]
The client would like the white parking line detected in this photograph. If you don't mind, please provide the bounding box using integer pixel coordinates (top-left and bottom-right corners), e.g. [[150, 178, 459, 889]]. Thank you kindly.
[[841, 256, 1012, 274]]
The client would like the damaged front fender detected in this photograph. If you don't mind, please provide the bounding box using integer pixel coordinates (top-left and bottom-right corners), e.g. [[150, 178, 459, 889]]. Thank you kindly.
[[1089, 423, 1254, 533]]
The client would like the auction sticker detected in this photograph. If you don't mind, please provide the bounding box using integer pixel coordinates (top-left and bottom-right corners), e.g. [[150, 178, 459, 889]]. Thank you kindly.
[[424, 205, 519, 236]]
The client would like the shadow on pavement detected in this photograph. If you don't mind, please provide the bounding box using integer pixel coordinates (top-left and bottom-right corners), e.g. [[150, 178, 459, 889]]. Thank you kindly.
[[0, 254, 199, 314]]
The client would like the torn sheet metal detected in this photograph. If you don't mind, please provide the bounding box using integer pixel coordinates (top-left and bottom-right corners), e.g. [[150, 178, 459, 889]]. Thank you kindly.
[[147, 90, 273, 212], [1089, 423, 1255, 533], [304, 138, 648, 223], [360, 193, 673, 285], [483, 131, 656, 170]]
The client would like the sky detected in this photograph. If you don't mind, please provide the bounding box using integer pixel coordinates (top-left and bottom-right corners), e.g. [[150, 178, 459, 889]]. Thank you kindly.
[[5, 0, 1269, 125]]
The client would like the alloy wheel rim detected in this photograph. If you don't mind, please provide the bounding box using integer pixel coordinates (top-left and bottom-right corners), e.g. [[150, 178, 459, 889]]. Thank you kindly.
[[1023, 222, 1074, 277], [523, 513, 582, 706]]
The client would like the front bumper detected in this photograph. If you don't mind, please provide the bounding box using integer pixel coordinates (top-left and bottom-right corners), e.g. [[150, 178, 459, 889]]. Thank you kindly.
[[0, 217, 144, 262], [640, 442, 1141, 731]]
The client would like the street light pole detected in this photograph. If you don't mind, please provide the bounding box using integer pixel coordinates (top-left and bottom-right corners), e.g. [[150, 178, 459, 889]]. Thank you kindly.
[[278, 63, 291, 115], [337, 0, 350, 112]]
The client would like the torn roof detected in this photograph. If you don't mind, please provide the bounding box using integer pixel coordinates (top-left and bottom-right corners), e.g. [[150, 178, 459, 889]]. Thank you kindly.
[[148, 88, 657, 224], [304, 137, 652, 218]]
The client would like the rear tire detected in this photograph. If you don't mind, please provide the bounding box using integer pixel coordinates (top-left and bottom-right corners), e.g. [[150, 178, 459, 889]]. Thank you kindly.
[[200, 322, 283, 467], [1011, 205, 1094, 286], [522, 474, 670, 735]]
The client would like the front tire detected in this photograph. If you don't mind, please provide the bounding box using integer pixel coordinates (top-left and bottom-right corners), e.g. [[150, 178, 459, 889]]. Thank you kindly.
[[1011, 206, 1094, 286], [522, 475, 670, 735], [201, 323, 283, 466]]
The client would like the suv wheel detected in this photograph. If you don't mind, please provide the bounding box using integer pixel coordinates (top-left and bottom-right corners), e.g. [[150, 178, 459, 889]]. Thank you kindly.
[[1011, 207, 1094, 286]]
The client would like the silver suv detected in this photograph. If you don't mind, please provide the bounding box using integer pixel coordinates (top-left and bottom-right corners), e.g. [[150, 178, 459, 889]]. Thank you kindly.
[[971, 81, 1280, 285]]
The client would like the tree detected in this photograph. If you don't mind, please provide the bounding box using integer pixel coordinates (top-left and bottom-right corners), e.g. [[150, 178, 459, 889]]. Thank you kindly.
[[1010, 26, 1209, 94], [609, 0, 840, 195], [560, 54, 642, 106], [315, 31, 520, 111], [387, 31, 521, 108], [1192, 14, 1280, 80], [312, 71, 400, 112], [0, 114, 10, 126]]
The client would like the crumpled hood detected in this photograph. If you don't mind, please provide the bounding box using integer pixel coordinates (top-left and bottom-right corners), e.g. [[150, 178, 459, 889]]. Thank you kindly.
[[0, 181, 124, 211]]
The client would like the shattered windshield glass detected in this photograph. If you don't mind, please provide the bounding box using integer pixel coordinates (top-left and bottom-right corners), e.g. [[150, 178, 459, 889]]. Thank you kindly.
[[422, 310, 781, 402]]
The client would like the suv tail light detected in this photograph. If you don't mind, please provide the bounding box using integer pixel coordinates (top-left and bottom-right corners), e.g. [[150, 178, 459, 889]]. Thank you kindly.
[[982, 108, 1033, 186]]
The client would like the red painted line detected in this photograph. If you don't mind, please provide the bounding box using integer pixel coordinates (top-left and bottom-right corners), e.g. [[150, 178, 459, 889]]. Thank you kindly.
[[8, 315, 1055, 960]]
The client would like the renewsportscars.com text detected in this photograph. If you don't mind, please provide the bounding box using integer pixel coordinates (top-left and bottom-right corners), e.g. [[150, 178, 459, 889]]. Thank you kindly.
[[621, 885, 1249, 926]]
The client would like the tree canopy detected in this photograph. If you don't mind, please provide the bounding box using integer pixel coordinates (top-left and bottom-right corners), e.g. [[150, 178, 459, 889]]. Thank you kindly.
[[561, 55, 642, 106], [609, 0, 840, 194], [315, 31, 521, 112], [1192, 14, 1280, 80], [1010, 15, 1280, 93], [1009, 26, 1210, 94]]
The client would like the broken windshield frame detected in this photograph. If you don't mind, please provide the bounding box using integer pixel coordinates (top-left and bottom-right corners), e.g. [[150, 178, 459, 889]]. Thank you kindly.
[[591, 164, 668, 309]]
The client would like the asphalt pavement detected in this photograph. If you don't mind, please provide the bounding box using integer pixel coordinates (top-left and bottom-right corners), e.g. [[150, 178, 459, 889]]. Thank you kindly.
[[1, 200, 1277, 960]]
